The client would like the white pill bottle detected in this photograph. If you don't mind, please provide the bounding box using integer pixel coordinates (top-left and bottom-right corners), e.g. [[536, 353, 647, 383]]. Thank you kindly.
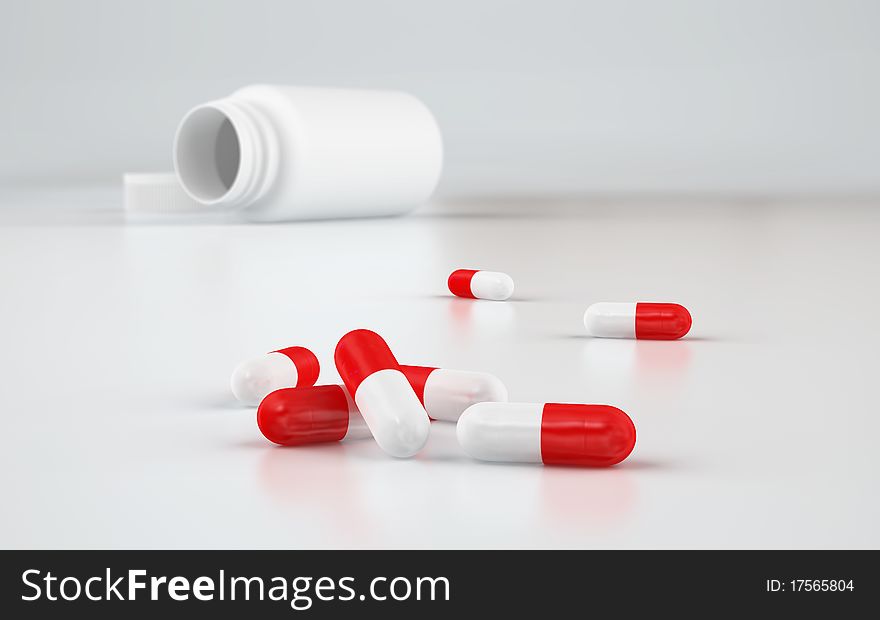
[[173, 85, 443, 221]]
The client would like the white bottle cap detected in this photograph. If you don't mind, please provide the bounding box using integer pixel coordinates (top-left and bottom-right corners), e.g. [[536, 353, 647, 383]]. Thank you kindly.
[[123, 173, 206, 214]]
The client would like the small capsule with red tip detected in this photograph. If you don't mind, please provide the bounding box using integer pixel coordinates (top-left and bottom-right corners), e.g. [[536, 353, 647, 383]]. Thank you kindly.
[[448, 269, 514, 301], [258, 385, 371, 446], [230, 346, 320, 405], [584, 302, 692, 340], [457, 402, 636, 467], [335, 329, 430, 458]]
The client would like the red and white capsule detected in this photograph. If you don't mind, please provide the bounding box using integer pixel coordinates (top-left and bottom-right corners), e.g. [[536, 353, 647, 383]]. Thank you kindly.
[[401, 365, 508, 422], [334, 329, 431, 458], [584, 302, 692, 340], [457, 402, 636, 467], [230, 346, 320, 405], [257, 385, 371, 446], [448, 269, 514, 301], [256, 367, 507, 446]]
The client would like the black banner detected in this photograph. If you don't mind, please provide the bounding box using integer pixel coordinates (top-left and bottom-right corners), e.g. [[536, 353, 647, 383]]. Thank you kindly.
[[1, 551, 875, 616]]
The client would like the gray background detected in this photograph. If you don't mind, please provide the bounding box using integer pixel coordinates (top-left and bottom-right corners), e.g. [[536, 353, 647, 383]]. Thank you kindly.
[[2, 0, 880, 196]]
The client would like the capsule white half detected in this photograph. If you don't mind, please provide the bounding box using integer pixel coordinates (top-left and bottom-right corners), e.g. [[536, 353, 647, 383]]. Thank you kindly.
[[354, 369, 432, 458], [422, 369, 509, 422], [470, 271, 515, 301], [457, 402, 543, 462], [583, 302, 637, 339]]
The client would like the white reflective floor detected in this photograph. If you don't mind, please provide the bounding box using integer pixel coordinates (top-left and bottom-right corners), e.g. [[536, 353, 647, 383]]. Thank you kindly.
[[1, 188, 878, 549]]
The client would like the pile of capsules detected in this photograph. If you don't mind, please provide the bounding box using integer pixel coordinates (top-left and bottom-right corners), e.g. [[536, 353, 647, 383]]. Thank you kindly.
[[231, 269, 692, 466]]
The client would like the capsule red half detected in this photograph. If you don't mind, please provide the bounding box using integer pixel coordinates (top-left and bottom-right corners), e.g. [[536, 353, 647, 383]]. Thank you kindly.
[[457, 402, 636, 467], [334, 329, 431, 457], [584, 302, 692, 340], [257, 385, 371, 446]]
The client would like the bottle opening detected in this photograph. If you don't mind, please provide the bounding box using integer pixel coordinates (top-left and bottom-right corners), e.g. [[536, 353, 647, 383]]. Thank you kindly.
[[174, 106, 241, 203]]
